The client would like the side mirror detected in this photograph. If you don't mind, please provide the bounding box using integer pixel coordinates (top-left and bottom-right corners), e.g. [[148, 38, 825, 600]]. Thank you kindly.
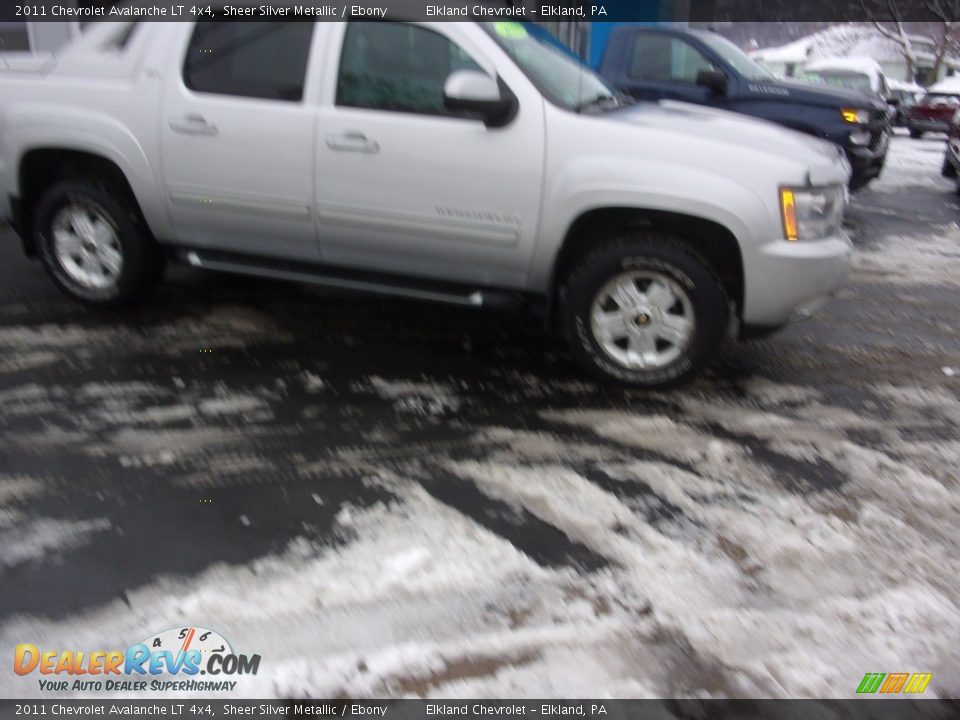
[[443, 70, 517, 128], [887, 97, 901, 107], [696, 69, 728, 96]]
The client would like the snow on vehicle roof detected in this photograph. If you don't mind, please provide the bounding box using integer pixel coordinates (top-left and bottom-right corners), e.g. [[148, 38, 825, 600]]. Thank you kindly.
[[749, 36, 811, 64], [888, 78, 925, 94], [806, 56, 883, 77], [928, 75, 960, 95]]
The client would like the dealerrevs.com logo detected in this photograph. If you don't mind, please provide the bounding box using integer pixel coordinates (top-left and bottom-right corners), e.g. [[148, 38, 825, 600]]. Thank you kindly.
[[14, 627, 261, 693]]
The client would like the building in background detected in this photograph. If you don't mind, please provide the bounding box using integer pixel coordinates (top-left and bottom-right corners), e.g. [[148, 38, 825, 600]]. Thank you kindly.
[[749, 24, 958, 85]]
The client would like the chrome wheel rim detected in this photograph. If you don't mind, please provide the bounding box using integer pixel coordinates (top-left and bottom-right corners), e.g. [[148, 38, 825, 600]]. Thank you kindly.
[[51, 203, 123, 291], [590, 270, 695, 371]]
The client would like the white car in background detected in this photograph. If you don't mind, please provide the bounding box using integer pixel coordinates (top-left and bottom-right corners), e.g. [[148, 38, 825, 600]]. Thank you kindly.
[[801, 56, 891, 101]]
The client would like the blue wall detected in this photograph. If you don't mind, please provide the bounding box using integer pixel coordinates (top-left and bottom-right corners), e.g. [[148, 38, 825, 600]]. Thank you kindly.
[[586, 0, 678, 67]]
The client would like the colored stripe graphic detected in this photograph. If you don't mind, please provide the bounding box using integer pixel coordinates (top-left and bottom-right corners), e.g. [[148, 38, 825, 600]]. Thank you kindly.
[[880, 673, 909, 693], [857, 673, 885, 694], [904, 673, 933, 694], [180, 628, 196, 654], [857, 672, 932, 694]]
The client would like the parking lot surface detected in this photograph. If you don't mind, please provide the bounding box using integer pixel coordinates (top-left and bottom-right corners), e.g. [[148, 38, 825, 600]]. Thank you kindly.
[[1, 134, 958, 698]]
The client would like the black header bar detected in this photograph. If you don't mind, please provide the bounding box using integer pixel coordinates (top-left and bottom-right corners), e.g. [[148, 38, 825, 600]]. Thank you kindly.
[[1, 1, 957, 23]]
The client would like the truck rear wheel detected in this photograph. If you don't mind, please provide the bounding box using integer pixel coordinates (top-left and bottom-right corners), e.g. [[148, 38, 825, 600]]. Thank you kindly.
[[560, 233, 728, 388], [32, 180, 162, 306]]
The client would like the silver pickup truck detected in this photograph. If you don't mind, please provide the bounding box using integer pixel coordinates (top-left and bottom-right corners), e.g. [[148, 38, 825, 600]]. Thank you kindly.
[[0, 21, 852, 388]]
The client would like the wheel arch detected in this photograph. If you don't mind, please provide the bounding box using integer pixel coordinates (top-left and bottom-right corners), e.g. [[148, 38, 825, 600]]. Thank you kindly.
[[17, 147, 152, 255], [7, 104, 166, 254], [548, 206, 745, 327]]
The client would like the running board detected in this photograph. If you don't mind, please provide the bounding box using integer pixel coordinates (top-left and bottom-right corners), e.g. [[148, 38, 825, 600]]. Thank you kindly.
[[179, 249, 502, 308]]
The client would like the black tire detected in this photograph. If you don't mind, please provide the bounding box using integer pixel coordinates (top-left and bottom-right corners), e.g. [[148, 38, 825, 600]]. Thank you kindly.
[[910, 128, 923, 139], [32, 179, 162, 306], [848, 176, 871, 193], [560, 233, 729, 389], [943, 155, 957, 179]]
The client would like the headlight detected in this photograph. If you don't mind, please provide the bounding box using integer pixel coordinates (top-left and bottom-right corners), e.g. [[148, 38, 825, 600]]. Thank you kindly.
[[841, 108, 870, 124], [779, 186, 846, 241]]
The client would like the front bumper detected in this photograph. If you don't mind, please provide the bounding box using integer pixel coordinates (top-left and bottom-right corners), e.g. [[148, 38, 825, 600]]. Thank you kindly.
[[947, 137, 960, 172], [740, 232, 853, 336], [845, 128, 889, 189], [910, 118, 950, 134]]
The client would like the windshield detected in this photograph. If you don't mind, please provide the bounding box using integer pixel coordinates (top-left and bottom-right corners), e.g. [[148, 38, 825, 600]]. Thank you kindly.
[[481, 21, 616, 111], [696, 32, 772, 81], [892, 89, 916, 104], [802, 70, 874, 95]]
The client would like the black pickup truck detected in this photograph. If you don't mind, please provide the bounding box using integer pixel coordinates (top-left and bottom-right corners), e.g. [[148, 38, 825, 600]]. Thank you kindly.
[[598, 26, 891, 190]]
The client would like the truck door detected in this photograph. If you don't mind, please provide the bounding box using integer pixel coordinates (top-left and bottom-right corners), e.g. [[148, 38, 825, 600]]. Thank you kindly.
[[313, 22, 544, 289], [160, 22, 320, 262], [613, 31, 720, 106]]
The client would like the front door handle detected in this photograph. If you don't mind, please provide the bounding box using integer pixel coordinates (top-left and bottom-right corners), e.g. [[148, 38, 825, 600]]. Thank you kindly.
[[169, 114, 219, 136], [325, 131, 379, 154]]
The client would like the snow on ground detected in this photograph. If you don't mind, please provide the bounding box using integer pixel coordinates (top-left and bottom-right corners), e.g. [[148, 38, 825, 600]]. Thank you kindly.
[[853, 134, 960, 287], [3, 372, 958, 699], [854, 221, 960, 287], [868, 132, 953, 192]]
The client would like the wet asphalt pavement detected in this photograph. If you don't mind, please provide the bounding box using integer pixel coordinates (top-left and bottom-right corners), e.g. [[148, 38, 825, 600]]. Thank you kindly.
[[1, 134, 959, 699]]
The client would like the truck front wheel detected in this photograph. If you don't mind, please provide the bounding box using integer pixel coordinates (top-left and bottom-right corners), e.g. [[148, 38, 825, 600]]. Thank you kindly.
[[560, 234, 728, 388], [32, 180, 162, 306], [942, 155, 957, 179]]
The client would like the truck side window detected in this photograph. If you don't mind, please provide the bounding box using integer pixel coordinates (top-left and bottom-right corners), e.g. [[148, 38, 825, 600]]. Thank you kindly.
[[336, 23, 482, 116], [629, 35, 715, 84], [183, 22, 314, 102], [0, 22, 30, 52]]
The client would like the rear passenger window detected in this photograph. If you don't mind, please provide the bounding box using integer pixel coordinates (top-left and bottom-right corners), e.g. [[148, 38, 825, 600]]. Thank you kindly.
[[183, 22, 314, 101], [336, 23, 482, 116], [629, 35, 715, 84], [0, 22, 30, 52]]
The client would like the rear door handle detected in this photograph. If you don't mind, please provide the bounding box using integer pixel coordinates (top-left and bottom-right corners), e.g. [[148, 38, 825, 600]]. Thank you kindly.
[[168, 114, 219, 136], [325, 131, 379, 153]]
